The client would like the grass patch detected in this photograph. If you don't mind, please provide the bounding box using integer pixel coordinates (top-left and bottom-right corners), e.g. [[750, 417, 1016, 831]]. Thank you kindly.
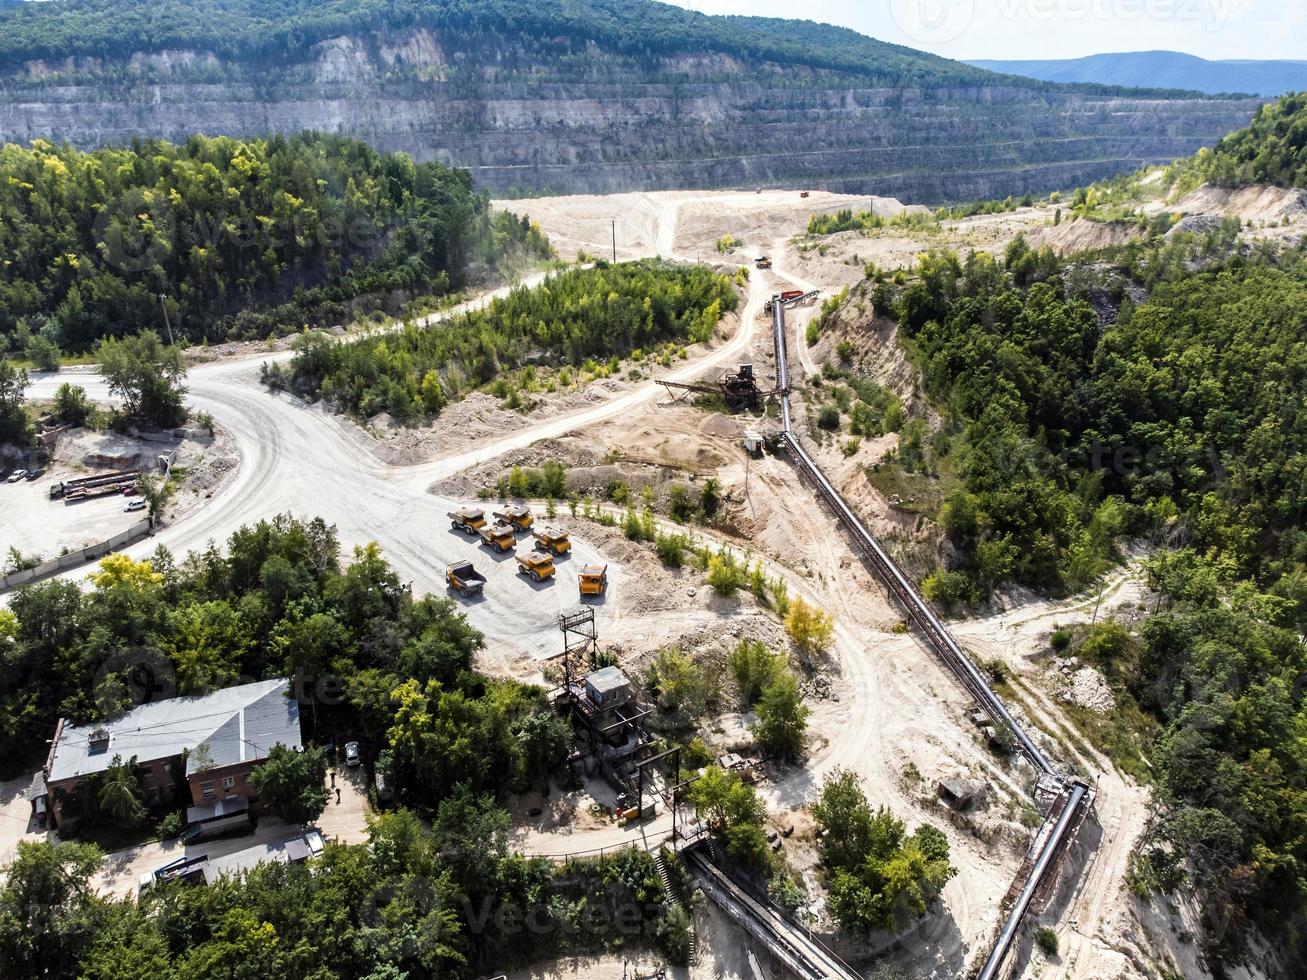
[[865, 462, 945, 516]]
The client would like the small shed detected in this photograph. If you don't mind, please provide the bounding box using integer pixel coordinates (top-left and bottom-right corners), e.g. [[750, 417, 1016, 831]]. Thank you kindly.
[[585, 666, 631, 710], [743, 430, 765, 456], [938, 774, 986, 811]]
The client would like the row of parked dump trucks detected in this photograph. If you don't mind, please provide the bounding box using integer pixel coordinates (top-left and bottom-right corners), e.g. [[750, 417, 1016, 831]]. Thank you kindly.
[[445, 504, 609, 599]]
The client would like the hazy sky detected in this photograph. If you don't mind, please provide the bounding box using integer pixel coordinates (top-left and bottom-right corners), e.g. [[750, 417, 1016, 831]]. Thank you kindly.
[[664, 0, 1307, 62]]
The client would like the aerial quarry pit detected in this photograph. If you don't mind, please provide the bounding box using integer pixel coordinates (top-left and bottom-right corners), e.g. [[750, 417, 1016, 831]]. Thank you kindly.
[[5, 181, 1299, 980]]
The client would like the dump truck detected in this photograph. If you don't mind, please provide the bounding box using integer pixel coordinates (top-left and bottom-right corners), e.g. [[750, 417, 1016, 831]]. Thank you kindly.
[[478, 521, 517, 552], [532, 526, 572, 555], [754, 255, 771, 270], [515, 551, 556, 582], [448, 508, 487, 536], [446, 561, 487, 598], [578, 563, 609, 597], [493, 504, 534, 531]]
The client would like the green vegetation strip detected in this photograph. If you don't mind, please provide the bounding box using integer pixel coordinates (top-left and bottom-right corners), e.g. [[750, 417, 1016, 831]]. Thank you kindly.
[[271, 259, 738, 422]]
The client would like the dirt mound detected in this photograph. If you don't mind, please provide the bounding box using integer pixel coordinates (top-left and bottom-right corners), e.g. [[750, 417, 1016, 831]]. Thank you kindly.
[[55, 428, 154, 469], [1175, 183, 1307, 222], [1027, 217, 1139, 255]]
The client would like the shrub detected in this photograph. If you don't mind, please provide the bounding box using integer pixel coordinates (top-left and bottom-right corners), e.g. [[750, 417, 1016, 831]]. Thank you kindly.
[[755, 671, 809, 759], [728, 639, 783, 704], [1035, 927, 1059, 958], [655, 532, 690, 568], [707, 550, 746, 597], [817, 406, 841, 431], [786, 596, 833, 654], [669, 484, 696, 522]]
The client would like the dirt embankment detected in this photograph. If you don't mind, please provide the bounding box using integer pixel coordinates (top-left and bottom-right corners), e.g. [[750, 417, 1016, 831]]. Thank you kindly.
[[1175, 183, 1307, 222]]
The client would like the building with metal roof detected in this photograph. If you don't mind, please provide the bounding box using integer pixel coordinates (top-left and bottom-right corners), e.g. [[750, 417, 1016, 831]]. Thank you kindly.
[[43, 679, 301, 828]]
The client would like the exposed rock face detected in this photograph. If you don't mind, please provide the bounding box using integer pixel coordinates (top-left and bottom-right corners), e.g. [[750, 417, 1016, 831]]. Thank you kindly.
[[0, 29, 1264, 202]]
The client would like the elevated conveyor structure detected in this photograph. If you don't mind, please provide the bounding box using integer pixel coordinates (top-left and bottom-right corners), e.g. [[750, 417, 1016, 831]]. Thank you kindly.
[[769, 296, 1094, 980]]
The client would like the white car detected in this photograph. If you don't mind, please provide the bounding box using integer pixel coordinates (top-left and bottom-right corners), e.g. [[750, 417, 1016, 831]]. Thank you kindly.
[[344, 741, 361, 767], [6, 470, 27, 483], [125, 499, 147, 512]]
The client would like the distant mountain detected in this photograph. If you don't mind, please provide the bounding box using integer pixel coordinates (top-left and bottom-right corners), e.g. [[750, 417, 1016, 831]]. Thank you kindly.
[[968, 51, 1307, 97]]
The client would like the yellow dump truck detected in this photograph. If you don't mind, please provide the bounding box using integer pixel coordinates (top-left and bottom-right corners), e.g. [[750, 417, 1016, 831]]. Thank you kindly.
[[493, 504, 534, 531], [531, 526, 571, 555], [448, 508, 486, 536], [578, 563, 609, 597], [477, 521, 517, 553], [446, 561, 487, 598], [515, 551, 555, 582]]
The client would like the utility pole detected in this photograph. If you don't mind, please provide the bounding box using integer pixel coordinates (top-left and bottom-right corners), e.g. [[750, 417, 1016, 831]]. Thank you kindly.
[[611, 219, 617, 263], [158, 293, 175, 346]]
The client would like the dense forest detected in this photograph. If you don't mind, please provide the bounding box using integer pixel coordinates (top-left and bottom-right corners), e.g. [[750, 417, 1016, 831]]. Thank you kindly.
[[1179, 93, 1307, 189], [2, 799, 677, 978], [864, 234, 1307, 968], [0, 133, 550, 352], [882, 237, 1307, 602], [0, 0, 1028, 89], [271, 259, 738, 421]]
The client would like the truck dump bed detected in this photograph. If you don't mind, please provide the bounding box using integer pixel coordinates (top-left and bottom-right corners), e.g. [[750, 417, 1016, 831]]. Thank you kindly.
[[446, 561, 488, 597]]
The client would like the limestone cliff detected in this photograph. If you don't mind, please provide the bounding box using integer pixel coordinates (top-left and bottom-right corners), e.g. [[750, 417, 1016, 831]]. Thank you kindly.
[[0, 27, 1263, 202]]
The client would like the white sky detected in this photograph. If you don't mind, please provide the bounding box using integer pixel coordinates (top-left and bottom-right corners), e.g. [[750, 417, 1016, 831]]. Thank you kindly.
[[664, 0, 1307, 62]]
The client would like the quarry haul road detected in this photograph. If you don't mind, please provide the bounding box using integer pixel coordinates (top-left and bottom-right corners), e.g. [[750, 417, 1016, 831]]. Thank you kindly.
[[18, 206, 768, 663]]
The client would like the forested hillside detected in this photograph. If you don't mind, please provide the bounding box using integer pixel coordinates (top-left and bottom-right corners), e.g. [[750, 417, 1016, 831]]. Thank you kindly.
[[1183, 92, 1307, 188], [0, 516, 687, 975], [855, 231, 1307, 968], [0, 133, 549, 352], [271, 260, 738, 421], [0, 2, 1259, 200], [0, 0, 1033, 88]]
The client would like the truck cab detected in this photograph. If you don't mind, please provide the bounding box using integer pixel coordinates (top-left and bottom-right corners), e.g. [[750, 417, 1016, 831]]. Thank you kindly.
[[448, 508, 487, 535], [532, 525, 572, 555], [478, 521, 517, 552], [515, 551, 555, 582]]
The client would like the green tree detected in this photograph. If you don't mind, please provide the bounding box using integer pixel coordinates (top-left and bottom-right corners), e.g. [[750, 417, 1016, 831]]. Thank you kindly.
[[0, 839, 102, 977], [786, 596, 834, 654], [24, 332, 61, 371], [754, 671, 809, 759], [248, 743, 329, 825], [688, 766, 772, 872], [0, 361, 32, 446], [98, 755, 148, 829], [728, 638, 782, 704], [52, 382, 92, 425], [97, 330, 187, 428]]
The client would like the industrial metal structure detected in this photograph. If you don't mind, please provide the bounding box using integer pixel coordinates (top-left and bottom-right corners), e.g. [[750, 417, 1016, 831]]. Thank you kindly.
[[685, 849, 859, 980], [657, 362, 767, 410], [768, 296, 1094, 979]]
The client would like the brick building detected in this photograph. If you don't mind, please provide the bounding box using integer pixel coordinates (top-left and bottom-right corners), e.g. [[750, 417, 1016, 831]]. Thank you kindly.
[[43, 679, 301, 828]]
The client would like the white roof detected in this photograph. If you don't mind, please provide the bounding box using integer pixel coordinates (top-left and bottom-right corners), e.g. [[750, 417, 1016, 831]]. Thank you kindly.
[[46, 679, 299, 784]]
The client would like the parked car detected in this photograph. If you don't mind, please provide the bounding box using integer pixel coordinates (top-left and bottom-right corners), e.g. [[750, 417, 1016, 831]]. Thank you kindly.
[[6, 470, 28, 483], [344, 741, 361, 767], [125, 499, 147, 512], [25, 467, 44, 481]]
